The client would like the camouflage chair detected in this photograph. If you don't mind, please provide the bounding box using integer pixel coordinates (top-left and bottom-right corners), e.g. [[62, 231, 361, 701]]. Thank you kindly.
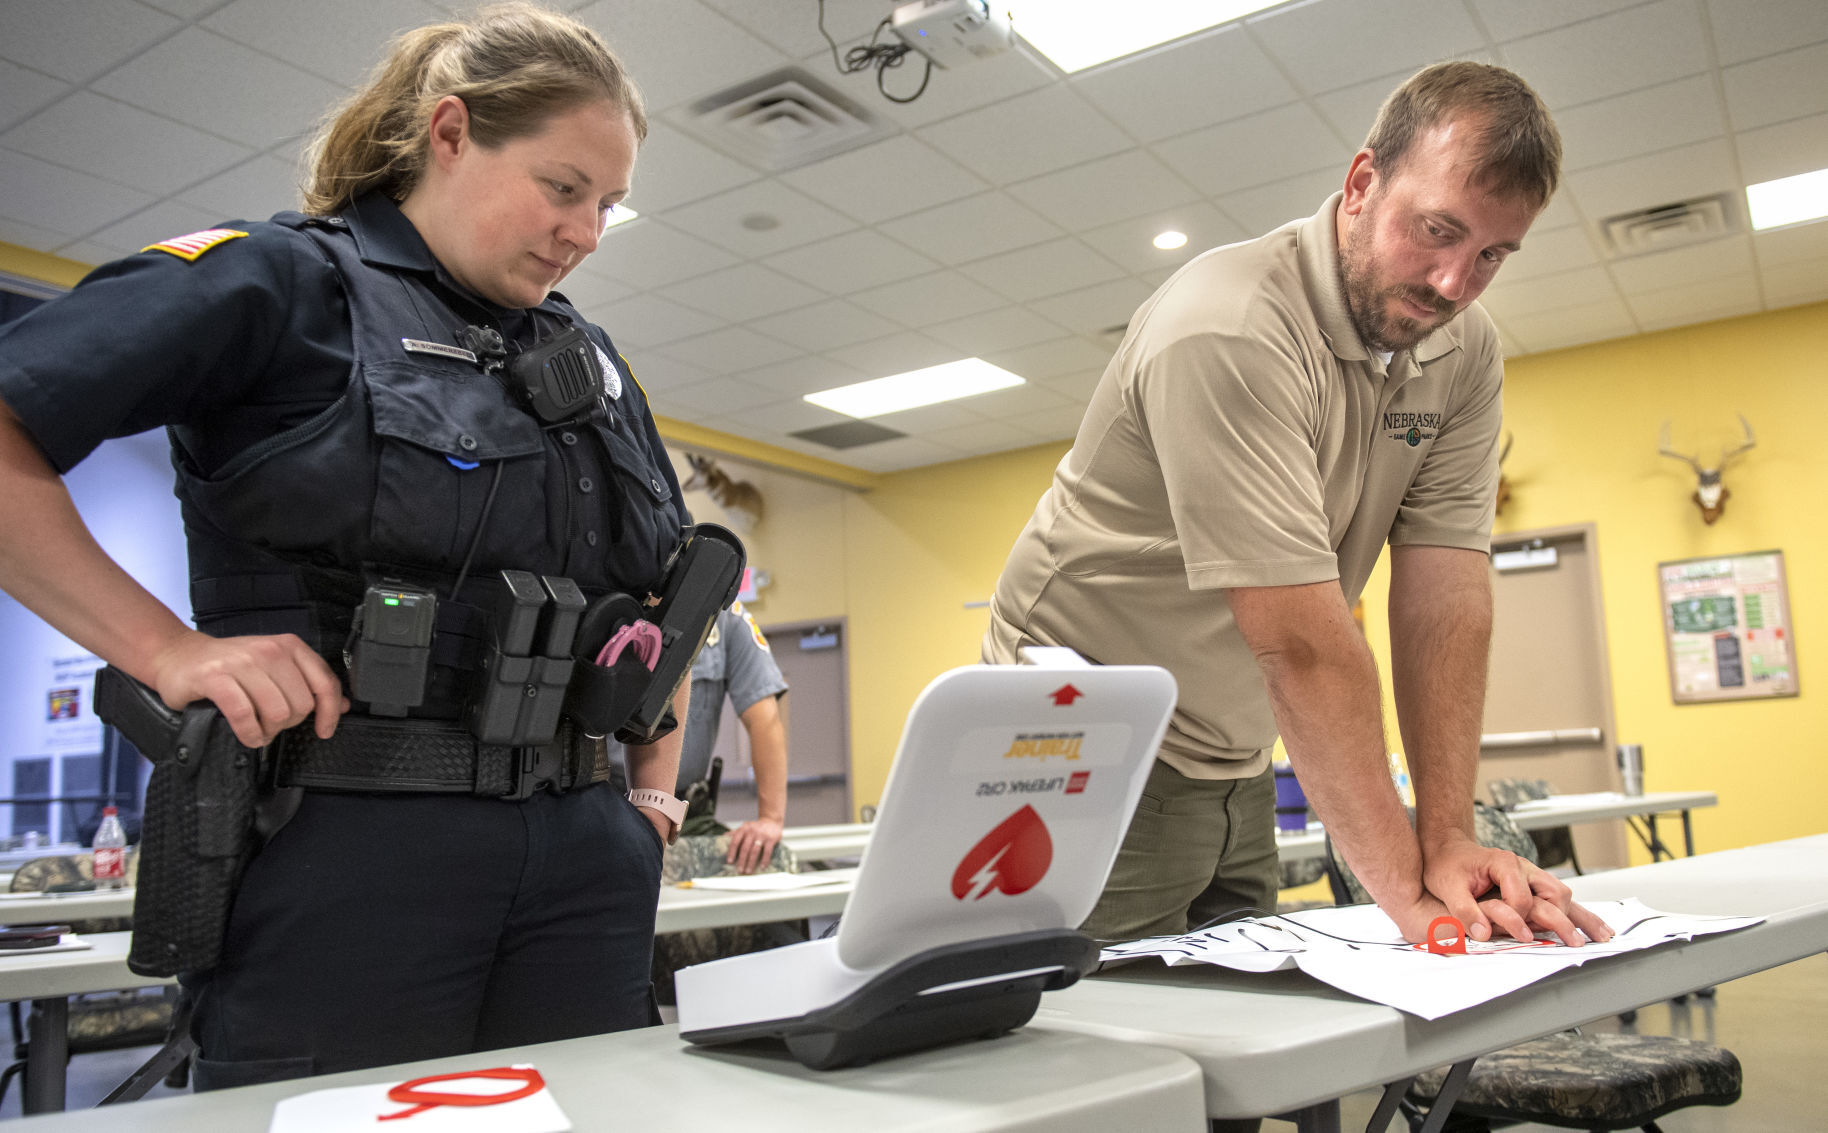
[[651, 832, 807, 1005], [1325, 807, 1741, 1132], [1488, 777, 1584, 875]]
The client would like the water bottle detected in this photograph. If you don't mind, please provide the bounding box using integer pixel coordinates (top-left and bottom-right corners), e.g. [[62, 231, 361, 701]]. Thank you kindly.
[[93, 806, 127, 890]]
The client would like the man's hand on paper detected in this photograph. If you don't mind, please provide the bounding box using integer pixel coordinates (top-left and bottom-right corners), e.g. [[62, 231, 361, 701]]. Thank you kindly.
[[1422, 837, 1613, 947]]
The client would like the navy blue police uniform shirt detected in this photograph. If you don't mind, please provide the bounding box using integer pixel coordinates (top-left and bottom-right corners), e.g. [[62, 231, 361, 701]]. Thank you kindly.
[[0, 196, 651, 485]]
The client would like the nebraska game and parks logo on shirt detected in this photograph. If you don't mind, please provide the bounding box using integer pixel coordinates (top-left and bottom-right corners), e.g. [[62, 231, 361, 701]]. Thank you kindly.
[[951, 805, 1053, 901], [1383, 409, 1442, 447]]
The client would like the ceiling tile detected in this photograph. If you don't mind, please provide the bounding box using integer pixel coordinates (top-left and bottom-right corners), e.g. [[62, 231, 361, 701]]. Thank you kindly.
[[836, 435, 964, 473], [552, 267, 632, 314], [746, 298, 902, 353], [175, 154, 305, 221], [958, 238, 1124, 303], [849, 269, 1007, 328], [1469, 0, 1646, 42], [726, 396, 855, 436], [1485, 224, 1600, 285], [1753, 218, 1828, 267], [1493, 323, 1528, 357], [573, 0, 791, 113], [1080, 203, 1251, 274], [619, 352, 715, 393], [1215, 168, 1342, 237], [1531, 191, 1584, 234], [140, 0, 222, 16], [0, 0, 181, 83], [1498, 0, 1709, 110], [1006, 148, 1199, 230], [660, 262, 825, 322], [0, 216, 78, 253], [877, 192, 1061, 266], [654, 375, 782, 415], [1017, 404, 1092, 443], [915, 84, 1130, 184], [1563, 138, 1739, 223], [763, 227, 939, 294], [93, 27, 346, 149], [52, 239, 133, 267], [924, 419, 1047, 458], [0, 62, 70, 133], [81, 197, 229, 260], [812, 37, 1057, 133], [700, 0, 882, 59], [735, 354, 871, 397], [1247, 0, 1485, 95], [1721, 39, 1828, 132], [1607, 235, 1756, 294], [1475, 265, 1622, 320], [1154, 102, 1350, 197], [1069, 24, 1297, 143], [926, 305, 1065, 355], [663, 179, 857, 257], [960, 380, 1074, 421], [2, 91, 254, 196], [779, 135, 985, 224], [1626, 273, 1762, 331], [983, 336, 1114, 381], [1553, 74, 1725, 174], [204, 0, 445, 86], [630, 122, 761, 212], [827, 330, 959, 376], [1761, 257, 1828, 308], [1035, 368, 1104, 403], [1027, 278, 1154, 336], [869, 402, 988, 435], [591, 218, 739, 288], [1708, 0, 1828, 67], [1500, 297, 1638, 353], [660, 325, 801, 372], [1735, 111, 1828, 184], [0, 146, 154, 239], [589, 292, 724, 350]]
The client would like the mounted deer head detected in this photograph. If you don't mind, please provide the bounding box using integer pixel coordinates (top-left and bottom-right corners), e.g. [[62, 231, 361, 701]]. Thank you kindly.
[[682, 453, 764, 533], [1658, 416, 1756, 525], [1495, 432, 1514, 517]]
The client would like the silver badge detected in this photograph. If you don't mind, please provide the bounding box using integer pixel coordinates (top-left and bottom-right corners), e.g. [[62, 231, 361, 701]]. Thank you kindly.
[[595, 344, 622, 399]]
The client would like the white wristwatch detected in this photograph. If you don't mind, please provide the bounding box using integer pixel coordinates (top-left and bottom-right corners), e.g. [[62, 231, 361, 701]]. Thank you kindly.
[[628, 788, 687, 844]]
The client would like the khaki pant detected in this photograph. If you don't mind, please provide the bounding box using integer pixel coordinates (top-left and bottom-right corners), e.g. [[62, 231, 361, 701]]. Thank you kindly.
[[1081, 760, 1280, 942]]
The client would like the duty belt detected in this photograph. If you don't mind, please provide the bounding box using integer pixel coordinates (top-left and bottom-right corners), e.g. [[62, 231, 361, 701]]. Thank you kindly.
[[274, 716, 608, 800]]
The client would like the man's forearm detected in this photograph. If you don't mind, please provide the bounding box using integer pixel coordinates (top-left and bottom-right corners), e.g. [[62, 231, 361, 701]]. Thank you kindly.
[[1388, 546, 1492, 848], [741, 696, 788, 824]]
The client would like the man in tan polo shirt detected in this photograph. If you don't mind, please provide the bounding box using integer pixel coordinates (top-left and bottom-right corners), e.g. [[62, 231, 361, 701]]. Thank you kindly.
[[986, 62, 1611, 950]]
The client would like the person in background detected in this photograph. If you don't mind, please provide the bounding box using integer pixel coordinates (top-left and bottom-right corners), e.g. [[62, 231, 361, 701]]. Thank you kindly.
[[0, 2, 691, 1087], [984, 61, 1612, 954]]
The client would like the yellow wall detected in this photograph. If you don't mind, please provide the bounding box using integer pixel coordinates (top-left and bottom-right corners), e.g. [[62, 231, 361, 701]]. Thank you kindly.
[[740, 301, 1827, 857]]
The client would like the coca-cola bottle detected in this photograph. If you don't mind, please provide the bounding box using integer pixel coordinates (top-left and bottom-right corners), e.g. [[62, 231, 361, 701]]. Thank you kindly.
[[93, 806, 127, 890]]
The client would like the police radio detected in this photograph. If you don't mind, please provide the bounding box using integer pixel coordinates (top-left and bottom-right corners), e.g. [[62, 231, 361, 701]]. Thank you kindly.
[[462, 323, 603, 425]]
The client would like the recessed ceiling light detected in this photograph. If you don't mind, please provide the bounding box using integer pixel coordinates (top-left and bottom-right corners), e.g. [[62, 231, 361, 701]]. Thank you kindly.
[[1153, 230, 1188, 250], [804, 358, 1025, 419], [1747, 168, 1828, 231], [600, 206, 639, 234], [1014, 1, 1293, 74]]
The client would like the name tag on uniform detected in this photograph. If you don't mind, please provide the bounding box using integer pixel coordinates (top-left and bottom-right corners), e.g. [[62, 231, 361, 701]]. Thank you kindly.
[[402, 338, 480, 364]]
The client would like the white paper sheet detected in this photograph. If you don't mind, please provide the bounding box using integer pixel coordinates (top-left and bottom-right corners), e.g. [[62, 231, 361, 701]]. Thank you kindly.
[[268, 1063, 569, 1132], [1099, 900, 1760, 1020]]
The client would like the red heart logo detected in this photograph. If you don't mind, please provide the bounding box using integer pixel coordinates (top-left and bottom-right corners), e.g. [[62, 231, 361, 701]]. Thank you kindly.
[[951, 805, 1053, 901]]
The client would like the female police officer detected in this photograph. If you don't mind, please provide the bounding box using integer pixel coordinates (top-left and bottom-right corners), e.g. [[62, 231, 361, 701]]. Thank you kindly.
[[0, 2, 693, 1087]]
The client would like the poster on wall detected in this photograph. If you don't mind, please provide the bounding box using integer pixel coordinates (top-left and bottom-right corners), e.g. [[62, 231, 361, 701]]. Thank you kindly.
[[1659, 550, 1799, 704], [40, 653, 105, 754]]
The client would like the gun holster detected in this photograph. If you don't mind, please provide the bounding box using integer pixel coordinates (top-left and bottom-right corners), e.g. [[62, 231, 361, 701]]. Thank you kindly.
[[94, 666, 258, 977], [566, 523, 746, 745]]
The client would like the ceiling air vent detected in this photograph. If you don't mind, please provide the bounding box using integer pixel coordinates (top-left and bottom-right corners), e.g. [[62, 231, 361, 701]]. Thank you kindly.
[[672, 68, 889, 172], [791, 420, 907, 450], [1599, 193, 1737, 258]]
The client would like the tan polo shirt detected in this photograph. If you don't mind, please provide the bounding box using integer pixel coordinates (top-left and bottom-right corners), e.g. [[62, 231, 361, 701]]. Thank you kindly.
[[984, 193, 1504, 780]]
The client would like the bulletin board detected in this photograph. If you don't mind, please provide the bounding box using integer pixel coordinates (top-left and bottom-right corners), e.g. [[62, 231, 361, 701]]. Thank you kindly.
[[1659, 550, 1799, 704]]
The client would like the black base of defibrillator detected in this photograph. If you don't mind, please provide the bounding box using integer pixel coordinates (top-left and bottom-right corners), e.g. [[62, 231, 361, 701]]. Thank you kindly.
[[680, 928, 1100, 1070]]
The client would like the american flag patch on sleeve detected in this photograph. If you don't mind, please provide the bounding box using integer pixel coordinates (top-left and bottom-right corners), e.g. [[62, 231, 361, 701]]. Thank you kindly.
[[141, 228, 249, 261]]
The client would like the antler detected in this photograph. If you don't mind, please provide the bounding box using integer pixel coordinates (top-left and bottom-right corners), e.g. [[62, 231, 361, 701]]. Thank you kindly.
[[1720, 414, 1757, 466], [1657, 421, 1701, 473]]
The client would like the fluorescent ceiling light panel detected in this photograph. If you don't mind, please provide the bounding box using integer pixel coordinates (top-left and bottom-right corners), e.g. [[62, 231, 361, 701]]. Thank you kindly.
[[804, 358, 1024, 418], [1015, 1, 1291, 73], [1746, 168, 1828, 231]]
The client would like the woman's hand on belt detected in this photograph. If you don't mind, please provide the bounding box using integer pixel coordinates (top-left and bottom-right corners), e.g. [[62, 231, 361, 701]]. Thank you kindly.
[[149, 628, 348, 747]]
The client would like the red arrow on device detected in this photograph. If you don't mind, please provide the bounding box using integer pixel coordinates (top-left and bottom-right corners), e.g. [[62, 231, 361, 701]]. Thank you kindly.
[[1049, 684, 1083, 706]]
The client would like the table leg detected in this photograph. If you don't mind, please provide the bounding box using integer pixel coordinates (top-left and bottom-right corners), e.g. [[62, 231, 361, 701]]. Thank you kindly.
[[1681, 810, 1696, 857], [1366, 1077, 1415, 1133], [1415, 1058, 1476, 1133], [22, 996, 68, 1114]]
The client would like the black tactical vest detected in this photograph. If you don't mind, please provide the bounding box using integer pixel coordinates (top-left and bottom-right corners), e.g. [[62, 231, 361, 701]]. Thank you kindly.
[[172, 209, 688, 717]]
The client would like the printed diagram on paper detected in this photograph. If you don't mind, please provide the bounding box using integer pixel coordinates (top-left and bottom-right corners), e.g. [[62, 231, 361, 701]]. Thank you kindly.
[[1099, 899, 1760, 1020]]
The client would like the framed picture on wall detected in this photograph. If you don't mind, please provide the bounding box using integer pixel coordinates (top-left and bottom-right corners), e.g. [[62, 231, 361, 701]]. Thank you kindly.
[[1659, 550, 1799, 704]]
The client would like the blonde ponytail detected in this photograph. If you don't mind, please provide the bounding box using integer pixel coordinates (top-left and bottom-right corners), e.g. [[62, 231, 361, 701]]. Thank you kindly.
[[301, 2, 645, 216]]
